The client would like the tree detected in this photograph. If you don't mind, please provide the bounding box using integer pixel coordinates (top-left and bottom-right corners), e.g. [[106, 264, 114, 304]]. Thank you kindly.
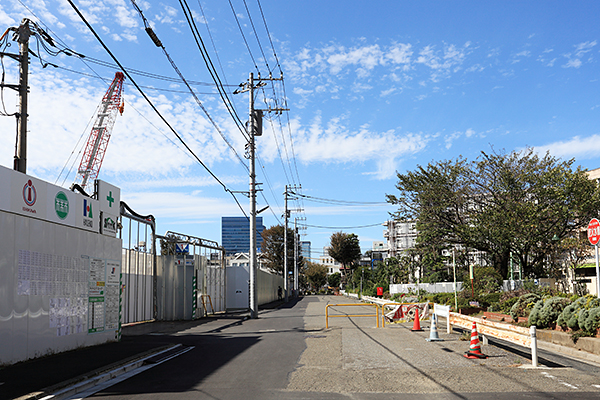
[[305, 262, 327, 290], [159, 233, 178, 255], [387, 148, 600, 279], [328, 272, 341, 288], [260, 225, 296, 273], [328, 232, 362, 273]]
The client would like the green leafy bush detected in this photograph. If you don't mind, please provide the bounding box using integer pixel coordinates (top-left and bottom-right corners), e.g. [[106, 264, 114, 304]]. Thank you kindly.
[[528, 297, 571, 328], [581, 307, 600, 333], [510, 293, 542, 322], [556, 295, 600, 331]]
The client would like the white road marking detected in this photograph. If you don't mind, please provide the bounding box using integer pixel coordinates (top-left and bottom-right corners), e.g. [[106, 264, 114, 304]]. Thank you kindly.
[[40, 345, 194, 400]]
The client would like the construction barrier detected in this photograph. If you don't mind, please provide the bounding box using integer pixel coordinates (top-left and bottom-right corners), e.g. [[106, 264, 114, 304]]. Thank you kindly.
[[380, 302, 431, 328], [325, 304, 380, 329], [433, 304, 452, 334], [449, 311, 538, 366], [201, 294, 215, 315]]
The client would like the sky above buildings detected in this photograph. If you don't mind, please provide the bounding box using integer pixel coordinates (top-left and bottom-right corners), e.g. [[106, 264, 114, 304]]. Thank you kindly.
[[1, 1, 599, 259]]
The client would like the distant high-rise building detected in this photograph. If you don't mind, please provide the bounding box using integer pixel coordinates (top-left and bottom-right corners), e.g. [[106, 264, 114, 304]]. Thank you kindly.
[[221, 217, 265, 255], [300, 240, 311, 262]]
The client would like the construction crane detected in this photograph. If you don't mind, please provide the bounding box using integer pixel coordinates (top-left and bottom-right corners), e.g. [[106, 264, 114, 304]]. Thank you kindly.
[[73, 72, 125, 192]]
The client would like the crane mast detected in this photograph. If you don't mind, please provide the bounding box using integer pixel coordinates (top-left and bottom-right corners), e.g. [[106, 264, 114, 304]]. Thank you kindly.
[[74, 72, 125, 191]]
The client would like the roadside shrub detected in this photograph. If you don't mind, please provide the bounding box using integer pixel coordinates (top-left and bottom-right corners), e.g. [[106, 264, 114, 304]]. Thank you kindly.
[[557, 296, 587, 330], [499, 296, 520, 314], [510, 293, 542, 322], [479, 293, 501, 309], [581, 307, 600, 333], [556, 295, 600, 331], [528, 297, 571, 328]]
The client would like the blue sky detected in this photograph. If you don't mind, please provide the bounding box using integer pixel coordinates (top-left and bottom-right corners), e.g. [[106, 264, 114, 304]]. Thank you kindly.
[[1, 1, 599, 260]]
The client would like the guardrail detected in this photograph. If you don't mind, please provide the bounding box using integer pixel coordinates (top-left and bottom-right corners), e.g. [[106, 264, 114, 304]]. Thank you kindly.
[[448, 311, 538, 366], [325, 303, 380, 329]]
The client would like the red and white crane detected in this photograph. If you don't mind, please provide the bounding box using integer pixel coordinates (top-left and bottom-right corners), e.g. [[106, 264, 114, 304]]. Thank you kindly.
[[73, 72, 125, 191]]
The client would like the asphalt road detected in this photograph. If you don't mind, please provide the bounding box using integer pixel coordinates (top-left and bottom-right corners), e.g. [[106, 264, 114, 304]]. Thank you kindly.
[[70, 295, 600, 400]]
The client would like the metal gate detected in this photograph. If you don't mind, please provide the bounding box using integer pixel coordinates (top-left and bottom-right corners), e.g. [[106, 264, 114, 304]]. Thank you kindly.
[[156, 232, 225, 320], [119, 202, 156, 325]]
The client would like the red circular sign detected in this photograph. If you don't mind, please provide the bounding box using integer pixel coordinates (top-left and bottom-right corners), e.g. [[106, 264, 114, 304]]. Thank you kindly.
[[588, 218, 600, 246]]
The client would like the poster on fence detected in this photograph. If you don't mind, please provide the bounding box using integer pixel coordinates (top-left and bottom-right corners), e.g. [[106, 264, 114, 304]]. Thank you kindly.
[[385, 303, 429, 323]]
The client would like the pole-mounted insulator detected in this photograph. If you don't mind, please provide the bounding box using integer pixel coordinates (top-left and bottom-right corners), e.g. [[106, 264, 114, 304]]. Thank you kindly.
[[145, 27, 163, 48]]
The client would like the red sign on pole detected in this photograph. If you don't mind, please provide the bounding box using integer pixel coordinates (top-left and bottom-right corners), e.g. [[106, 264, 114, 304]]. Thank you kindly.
[[588, 218, 600, 246]]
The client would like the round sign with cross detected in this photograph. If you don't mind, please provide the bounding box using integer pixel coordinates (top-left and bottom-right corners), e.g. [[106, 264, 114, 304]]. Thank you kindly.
[[588, 218, 600, 246]]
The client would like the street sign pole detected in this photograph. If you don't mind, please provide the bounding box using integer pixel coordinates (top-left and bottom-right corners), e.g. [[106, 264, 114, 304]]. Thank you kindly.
[[596, 244, 600, 299], [587, 218, 600, 298]]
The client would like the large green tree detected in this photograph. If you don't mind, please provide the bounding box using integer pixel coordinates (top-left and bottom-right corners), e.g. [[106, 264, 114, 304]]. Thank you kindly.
[[260, 225, 297, 273], [305, 261, 328, 290], [328, 272, 341, 288], [328, 232, 362, 273], [387, 148, 600, 279]]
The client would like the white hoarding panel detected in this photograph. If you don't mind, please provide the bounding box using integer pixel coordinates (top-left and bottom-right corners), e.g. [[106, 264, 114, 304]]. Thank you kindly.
[[0, 166, 123, 365], [0, 165, 101, 233], [96, 180, 120, 238], [46, 187, 77, 226], [76, 195, 99, 233], [10, 171, 48, 220], [0, 165, 10, 211]]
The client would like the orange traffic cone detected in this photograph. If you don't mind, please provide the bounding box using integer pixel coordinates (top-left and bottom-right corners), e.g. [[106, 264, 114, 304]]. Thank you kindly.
[[411, 307, 423, 331], [464, 321, 487, 359]]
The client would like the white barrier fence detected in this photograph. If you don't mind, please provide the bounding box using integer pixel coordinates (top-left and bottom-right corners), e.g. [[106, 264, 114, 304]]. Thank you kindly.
[[432, 304, 538, 367]]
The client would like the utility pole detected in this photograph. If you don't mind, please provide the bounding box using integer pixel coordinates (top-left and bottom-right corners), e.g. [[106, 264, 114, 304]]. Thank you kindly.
[[284, 185, 290, 302], [248, 72, 259, 319], [235, 72, 286, 318], [11, 20, 30, 173], [294, 217, 298, 298], [283, 185, 301, 301], [294, 216, 306, 297]]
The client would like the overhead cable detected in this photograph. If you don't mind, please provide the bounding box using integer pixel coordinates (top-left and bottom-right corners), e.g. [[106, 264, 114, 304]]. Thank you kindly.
[[67, 0, 247, 218], [298, 222, 386, 229], [130, 0, 248, 171], [178, 0, 249, 141]]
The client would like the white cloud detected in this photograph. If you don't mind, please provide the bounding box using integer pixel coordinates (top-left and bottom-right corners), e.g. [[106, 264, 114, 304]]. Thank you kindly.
[[326, 44, 384, 75], [562, 40, 597, 68], [534, 134, 600, 160], [0, 67, 247, 186], [564, 59, 582, 69], [0, 5, 16, 26], [122, 190, 243, 220], [156, 5, 179, 24], [259, 116, 428, 179], [445, 128, 477, 149]]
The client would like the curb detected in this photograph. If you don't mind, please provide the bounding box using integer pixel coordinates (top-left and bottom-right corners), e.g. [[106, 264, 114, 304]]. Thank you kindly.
[[537, 340, 600, 367], [15, 344, 180, 400]]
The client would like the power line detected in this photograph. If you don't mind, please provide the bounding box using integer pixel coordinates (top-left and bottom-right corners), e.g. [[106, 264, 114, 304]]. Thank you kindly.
[[242, 0, 271, 73], [11, 0, 199, 188], [298, 222, 385, 229], [291, 192, 390, 206], [66, 0, 247, 218], [228, 0, 259, 72], [130, 0, 248, 171], [53, 65, 226, 94], [179, 0, 249, 141]]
